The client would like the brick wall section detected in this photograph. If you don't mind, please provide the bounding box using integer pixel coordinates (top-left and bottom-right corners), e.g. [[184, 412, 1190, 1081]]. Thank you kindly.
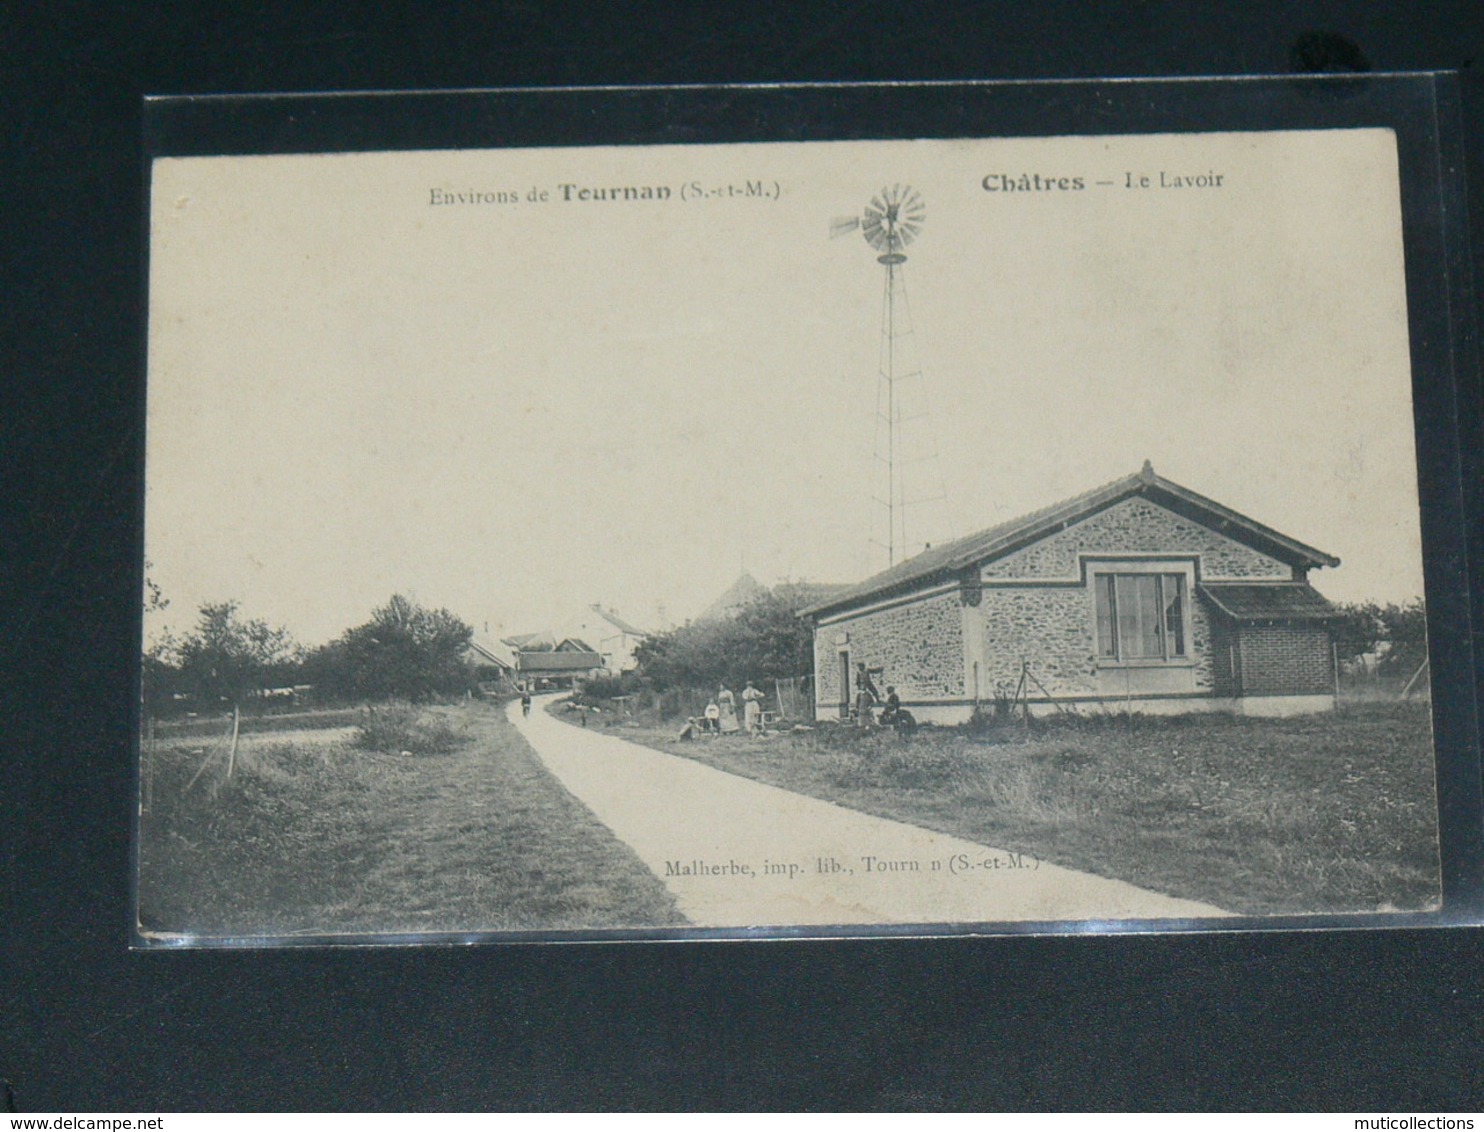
[[976, 586, 1216, 697], [1208, 613, 1239, 698], [814, 591, 965, 705], [1236, 625, 1335, 695], [981, 497, 1291, 580]]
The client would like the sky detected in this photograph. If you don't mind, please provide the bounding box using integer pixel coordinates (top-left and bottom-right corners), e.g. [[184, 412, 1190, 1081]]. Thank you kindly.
[[145, 128, 1424, 648]]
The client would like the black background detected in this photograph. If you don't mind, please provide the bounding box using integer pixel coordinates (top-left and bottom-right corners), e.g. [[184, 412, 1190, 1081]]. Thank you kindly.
[[5, 2, 1483, 1111]]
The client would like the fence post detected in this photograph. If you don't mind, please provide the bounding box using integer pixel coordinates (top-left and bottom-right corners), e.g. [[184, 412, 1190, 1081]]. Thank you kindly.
[[226, 703, 240, 779], [1018, 658, 1030, 732]]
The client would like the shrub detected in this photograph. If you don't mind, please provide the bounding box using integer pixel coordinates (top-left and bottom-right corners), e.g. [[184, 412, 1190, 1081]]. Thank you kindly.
[[355, 703, 467, 755], [573, 671, 645, 706]]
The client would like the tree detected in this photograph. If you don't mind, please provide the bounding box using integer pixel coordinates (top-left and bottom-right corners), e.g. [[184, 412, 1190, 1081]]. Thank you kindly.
[[140, 630, 180, 715], [1329, 597, 1428, 677], [1331, 601, 1384, 666], [173, 601, 301, 707], [143, 559, 170, 616], [634, 592, 812, 691], [330, 594, 474, 702], [140, 560, 178, 712], [1377, 597, 1428, 675]]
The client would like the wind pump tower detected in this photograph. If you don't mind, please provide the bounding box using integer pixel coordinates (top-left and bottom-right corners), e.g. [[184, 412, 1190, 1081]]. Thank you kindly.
[[832, 184, 952, 568]]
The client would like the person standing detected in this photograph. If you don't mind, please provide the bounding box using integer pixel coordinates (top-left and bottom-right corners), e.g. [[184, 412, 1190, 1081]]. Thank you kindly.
[[854, 663, 880, 727], [742, 681, 765, 734], [717, 684, 740, 734]]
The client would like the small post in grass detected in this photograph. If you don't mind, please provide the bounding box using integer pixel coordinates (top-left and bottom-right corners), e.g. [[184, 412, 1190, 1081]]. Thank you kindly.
[[226, 703, 240, 779], [1017, 658, 1030, 735]]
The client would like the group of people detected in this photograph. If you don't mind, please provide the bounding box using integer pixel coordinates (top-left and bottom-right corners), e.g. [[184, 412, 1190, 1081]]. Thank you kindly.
[[852, 663, 904, 728], [675, 666, 909, 741], [698, 681, 768, 736]]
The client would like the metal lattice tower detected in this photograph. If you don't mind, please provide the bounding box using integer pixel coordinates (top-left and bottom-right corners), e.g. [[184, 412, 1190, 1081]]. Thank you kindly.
[[833, 185, 953, 568]]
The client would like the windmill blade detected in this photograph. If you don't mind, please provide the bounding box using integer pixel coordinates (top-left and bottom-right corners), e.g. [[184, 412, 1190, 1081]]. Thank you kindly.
[[895, 186, 926, 246], [849, 186, 928, 253], [829, 215, 861, 239]]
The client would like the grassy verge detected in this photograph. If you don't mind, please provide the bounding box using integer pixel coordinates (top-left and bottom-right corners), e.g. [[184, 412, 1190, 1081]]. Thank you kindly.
[[152, 706, 367, 739], [587, 699, 1440, 916], [138, 701, 683, 937]]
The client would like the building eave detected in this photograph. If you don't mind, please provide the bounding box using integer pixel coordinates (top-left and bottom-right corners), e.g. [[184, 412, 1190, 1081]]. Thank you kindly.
[[801, 463, 1340, 621]]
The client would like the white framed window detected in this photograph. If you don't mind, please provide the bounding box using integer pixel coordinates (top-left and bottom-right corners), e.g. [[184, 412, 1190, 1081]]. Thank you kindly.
[[1090, 563, 1193, 664]]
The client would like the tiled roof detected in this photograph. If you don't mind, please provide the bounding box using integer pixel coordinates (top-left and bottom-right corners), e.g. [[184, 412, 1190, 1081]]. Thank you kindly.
[[502, 630, 556, 651], [698, 572, 767, 621], [591, 605, 647, 637], [1199, 583, 1338, 622], [464, 639, 512, 669], [802, 462, 1340, 618]]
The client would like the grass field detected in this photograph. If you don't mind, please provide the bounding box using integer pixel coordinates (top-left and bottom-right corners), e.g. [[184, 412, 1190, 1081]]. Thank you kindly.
[[151, 706, 367, 739], [594, 699, 1441, 916], [137, 701, 684, 938]]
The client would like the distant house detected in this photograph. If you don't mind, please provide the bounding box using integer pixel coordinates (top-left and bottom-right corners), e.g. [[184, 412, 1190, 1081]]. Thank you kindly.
[[496, 603, 648, 686], [802, 462, 1343, 723], [555, 605, 649, 673], [499, 631, 604, 688], [463, 636, 516, 695]]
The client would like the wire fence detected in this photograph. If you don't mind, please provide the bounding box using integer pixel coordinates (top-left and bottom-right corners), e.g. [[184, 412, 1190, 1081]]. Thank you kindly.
[[141, 706, 241, 816], [773, 675, 815, 723]]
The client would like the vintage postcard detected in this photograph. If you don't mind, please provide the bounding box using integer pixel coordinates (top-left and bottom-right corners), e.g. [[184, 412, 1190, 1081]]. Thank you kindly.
[[138, 122, 1448, 943]]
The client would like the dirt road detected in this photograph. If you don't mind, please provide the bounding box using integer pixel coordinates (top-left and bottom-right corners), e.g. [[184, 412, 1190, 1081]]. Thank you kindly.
[[511, 697, 1228, 929]]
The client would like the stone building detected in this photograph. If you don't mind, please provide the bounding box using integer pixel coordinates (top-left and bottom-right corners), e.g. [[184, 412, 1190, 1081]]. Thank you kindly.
[[802, 462, 1343, 723]]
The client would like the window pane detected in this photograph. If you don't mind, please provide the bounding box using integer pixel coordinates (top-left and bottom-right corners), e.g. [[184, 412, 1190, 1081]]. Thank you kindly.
[[1163, 574, 1186, 656], [1096, 575, 1117, 657], [1117, 574, 1163, 658]]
